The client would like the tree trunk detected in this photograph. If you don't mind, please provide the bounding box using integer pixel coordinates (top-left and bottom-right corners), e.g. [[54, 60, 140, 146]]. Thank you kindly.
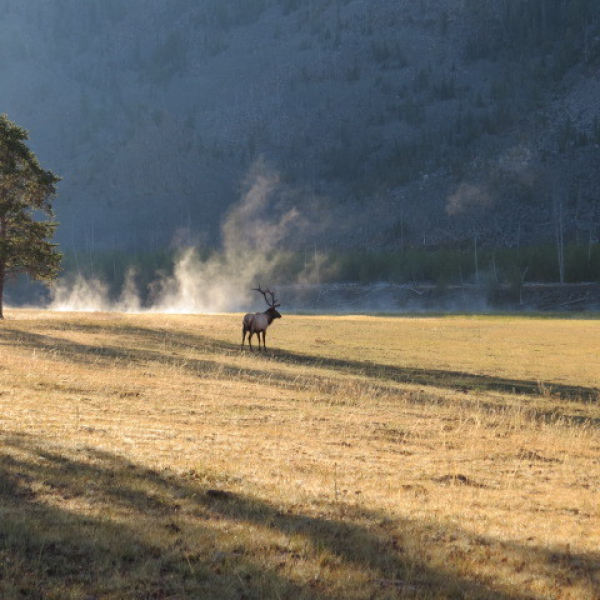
[[0, 215, 4, 319]]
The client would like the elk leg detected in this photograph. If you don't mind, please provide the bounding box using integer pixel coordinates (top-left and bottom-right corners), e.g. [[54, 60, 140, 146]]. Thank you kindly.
[[248, 331, 254, 351], [241, 326, 247, 348], [262, 330, 267, 351]]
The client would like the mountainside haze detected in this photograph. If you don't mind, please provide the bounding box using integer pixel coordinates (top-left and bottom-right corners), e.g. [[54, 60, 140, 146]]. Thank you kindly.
[[2, 0, 600, 298]]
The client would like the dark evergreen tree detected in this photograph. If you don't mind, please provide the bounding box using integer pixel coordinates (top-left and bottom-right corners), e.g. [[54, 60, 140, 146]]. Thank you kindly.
[[0, 114, 61, 318]]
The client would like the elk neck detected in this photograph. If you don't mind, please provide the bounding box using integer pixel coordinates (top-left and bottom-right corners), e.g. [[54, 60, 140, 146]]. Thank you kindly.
[[263, 307, 281, 324]]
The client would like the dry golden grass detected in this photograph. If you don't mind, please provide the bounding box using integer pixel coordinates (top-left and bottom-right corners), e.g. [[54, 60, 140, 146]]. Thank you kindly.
[[0, 309, 598, 599]]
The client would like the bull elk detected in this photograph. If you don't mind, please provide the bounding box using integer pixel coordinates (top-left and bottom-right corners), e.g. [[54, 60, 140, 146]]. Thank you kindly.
[[241, 286, 281, 351]]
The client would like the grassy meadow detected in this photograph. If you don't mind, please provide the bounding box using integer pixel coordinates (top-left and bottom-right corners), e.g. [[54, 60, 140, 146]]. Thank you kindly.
[[0, 309, 599, 600]]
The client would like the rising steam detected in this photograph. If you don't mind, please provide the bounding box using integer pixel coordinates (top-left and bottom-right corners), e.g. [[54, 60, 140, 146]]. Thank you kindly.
[[49, 161, 302, 313], [445, 182, 493, 216]]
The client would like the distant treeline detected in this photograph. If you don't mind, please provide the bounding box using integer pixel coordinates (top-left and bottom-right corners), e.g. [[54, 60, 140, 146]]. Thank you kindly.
[[323, 244, 600, 290], [49, 243, 599, 303], [7, 242, 598, 307]]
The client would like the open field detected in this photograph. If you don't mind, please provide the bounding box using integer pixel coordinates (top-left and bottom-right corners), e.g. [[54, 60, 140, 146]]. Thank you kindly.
[[0, 309, 599, 600]]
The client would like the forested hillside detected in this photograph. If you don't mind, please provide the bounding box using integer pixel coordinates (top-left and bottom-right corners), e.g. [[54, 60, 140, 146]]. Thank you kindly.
[[2, 0, 600, 293]]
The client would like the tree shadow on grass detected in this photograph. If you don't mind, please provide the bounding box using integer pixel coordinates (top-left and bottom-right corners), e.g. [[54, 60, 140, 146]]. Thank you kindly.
[[1, 433, 597, 599]]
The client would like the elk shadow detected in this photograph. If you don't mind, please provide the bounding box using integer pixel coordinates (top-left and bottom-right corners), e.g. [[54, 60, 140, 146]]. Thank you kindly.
[[2, 432, 587, 600], [269, 348, 599, 403], [265, 348, 600, 428]]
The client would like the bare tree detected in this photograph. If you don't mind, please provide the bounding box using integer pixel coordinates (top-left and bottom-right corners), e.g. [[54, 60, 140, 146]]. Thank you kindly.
[[553, 192, 565, 284]]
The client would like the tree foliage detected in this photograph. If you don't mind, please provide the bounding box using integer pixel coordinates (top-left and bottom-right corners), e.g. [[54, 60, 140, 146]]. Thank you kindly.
[[0, 114, 61, 317]]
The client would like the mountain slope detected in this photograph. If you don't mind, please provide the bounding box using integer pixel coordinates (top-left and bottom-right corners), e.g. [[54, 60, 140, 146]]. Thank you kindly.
[[2, 0, 600, 256]]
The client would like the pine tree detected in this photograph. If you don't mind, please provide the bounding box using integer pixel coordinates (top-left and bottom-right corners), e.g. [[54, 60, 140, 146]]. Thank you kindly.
[[0, 114, 61, 318]]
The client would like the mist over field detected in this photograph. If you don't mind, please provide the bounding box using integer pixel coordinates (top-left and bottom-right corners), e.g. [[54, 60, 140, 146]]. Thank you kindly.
[[49, 161, 309, 313]]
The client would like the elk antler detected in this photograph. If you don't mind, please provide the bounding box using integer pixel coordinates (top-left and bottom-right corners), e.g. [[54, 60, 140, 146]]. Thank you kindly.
[[253, 285, 280, 308]]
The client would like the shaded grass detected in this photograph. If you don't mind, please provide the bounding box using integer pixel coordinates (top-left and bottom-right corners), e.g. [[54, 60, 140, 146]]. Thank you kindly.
[[1, 433, 586, 600]]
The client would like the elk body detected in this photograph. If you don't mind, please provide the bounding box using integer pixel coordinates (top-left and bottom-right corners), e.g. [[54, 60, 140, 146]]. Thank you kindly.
[[242, 286, 281, 351]]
